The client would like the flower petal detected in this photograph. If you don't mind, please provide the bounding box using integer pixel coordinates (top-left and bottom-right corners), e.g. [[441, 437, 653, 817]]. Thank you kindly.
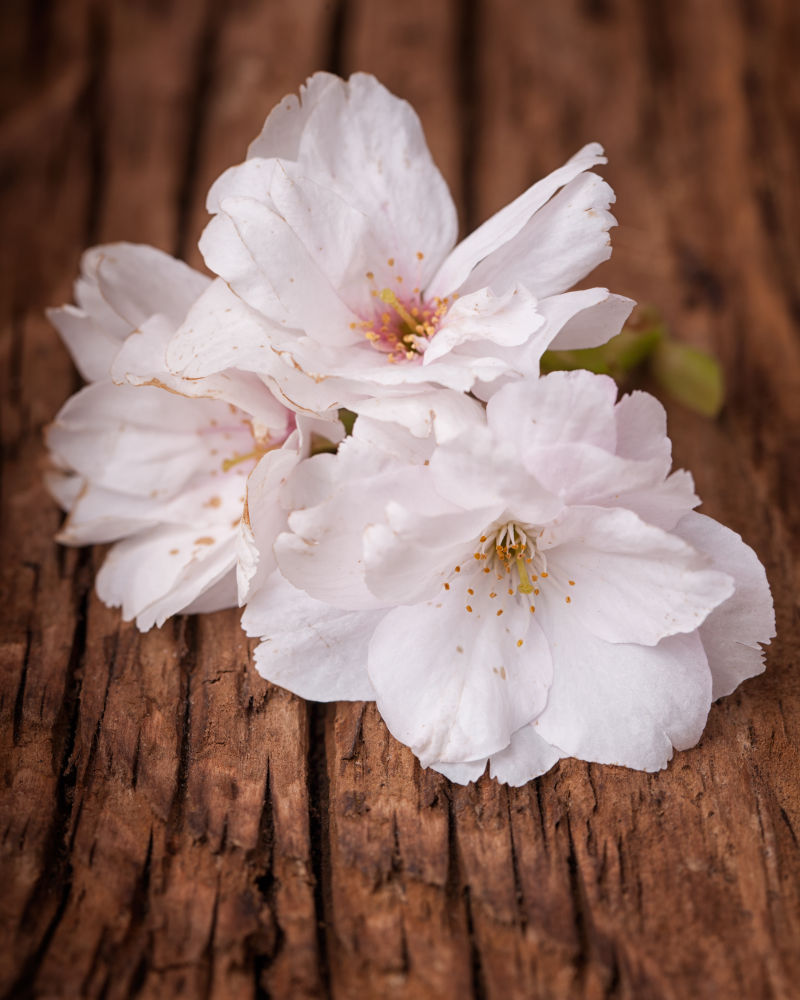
[[422, 284, 544, 364], [430, 425, 564, 524], [487, 369, 619, 453], [460, 172, 617, 299], [674, 512, 775, 699], [242, 571, 380, 701], [47, 305, 123, 384], [290, 72, 458, 286], [166, 277, 284, 379], [489, 725, 562, 785], [96, 527, 237, 630], [47, 382, 255, 500], [429, 722, 563, 787], [275, 442, 433, 610], [485, 373, 678, 508], [116, 308, 291, 434], [368, 572, 552, 765], [544, 505, 734, 645], [544, 289, 635, 350], [427, 143, 607, 298], [246, 72, 343, 161], [428, 759, 487, 784], [535, 598, 712, 771], [237, 439, 302, 604], [363, 501, 502, 605], [211, 73, 457, 298], [350, 389, 485, 443], [200, 198, 358, 344]]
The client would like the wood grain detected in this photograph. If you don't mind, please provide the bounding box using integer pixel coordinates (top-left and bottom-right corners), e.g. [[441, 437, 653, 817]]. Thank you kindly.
[[1, 1, 798, 998]]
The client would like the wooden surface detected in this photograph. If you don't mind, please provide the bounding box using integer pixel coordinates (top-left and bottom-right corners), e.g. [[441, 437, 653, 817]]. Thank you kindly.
[[1, 1, 799, 997]]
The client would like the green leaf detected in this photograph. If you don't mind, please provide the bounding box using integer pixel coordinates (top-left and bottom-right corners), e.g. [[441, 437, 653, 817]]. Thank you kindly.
[[540, 323, 663, 379], [650, 340, 725, 417]]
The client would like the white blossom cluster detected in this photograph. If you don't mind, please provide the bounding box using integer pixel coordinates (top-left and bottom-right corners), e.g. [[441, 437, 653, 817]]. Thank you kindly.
[[47, 73, 774, 785]]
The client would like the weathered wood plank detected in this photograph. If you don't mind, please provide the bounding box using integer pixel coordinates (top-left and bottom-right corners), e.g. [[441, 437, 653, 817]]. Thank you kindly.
[[1, 0, 798, 998]]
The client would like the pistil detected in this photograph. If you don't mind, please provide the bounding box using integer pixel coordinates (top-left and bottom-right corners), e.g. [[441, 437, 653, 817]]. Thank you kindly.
[[515, 557, 534, 594], [378, 288, 419, 336]]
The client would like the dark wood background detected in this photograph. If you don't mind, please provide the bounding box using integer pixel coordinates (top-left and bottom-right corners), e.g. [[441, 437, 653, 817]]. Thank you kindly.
[[1, 1, 799, 997]]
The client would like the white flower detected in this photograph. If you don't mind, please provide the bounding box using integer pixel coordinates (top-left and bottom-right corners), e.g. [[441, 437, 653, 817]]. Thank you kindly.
[[166, 72, 634, 412], [246, 372, 774, 783], [47, 243, 299, 630]]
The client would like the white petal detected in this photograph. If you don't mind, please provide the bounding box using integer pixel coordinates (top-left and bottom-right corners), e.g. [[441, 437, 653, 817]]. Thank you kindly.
[[487, 369, 619, 453], [614, 390, 671, 467], [350, 414, 435, 462], [47, 305, 122, 383], [206, 73, 458, 316], [461, 172, 616, 299], [183, 570, 238, 614], [427, 143, 607, 298], [437, 291, 631, 397], [430, 425, 564, 525], [200, 199, 358, 344], [545, 506, 734, 646], [96, 527, 237, 630], [49, 244, 208, 384], [167, 277, 274, 379], [244, 72, 458, 288], [211, 160, 385, 318], [246, 72, 342, 162], [363, 501, 502, 605], [368, 571, 552, 765], [428, 759, 487, 784], [488, 725, 563, 785], [47, 382, 255, 500], [544, 290, 635, 350], [207, 156, 283, 213], [55, 482, 165, 544], [237, 441, 301, 604], [429, 722, 564, 786], [45, 469, 85, 511], [116, 307, 291, 433], [674, 513, 775, 699], [422, 284, 544, 364], [89, 243, 209, 330], [350, 389, 485, 444], [291, 72, 458, 287], [275, 445, 432, 611], [536, 598, 712, 771], [242, 571, 380, 701], [609, 469, 699, 531]]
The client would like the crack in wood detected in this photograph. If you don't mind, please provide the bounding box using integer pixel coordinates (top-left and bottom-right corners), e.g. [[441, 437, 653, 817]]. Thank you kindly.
[[306, 702, 332, 996]]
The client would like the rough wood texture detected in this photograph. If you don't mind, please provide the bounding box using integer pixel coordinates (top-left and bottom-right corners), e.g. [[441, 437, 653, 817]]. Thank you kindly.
[[1, 2, 799, 998]]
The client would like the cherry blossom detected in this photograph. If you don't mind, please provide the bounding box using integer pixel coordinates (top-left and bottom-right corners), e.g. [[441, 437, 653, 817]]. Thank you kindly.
[[47, 243, 298, 629], [166, 72, 634, 412], [249, 372, 774, 781]]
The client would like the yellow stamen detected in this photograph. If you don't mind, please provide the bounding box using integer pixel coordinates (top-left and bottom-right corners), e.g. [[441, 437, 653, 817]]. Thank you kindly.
[[221, 447, 266, 472]]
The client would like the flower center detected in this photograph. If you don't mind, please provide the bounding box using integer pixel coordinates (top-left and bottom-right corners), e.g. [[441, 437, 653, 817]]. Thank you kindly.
[[218, 413, 294, 474], [350, 263, 453, 364], [443, 521, 576, 630], [481, 522, 547, 594]]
